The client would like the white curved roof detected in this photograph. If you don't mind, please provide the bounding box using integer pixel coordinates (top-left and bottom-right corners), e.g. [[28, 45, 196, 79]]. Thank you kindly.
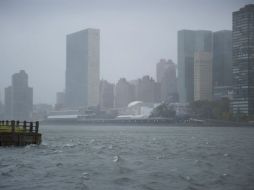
[[128, 101, 143, 108]]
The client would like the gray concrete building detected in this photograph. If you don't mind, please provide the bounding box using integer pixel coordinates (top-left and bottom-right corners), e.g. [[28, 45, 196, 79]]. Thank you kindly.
[[135, 75, 160, 103], [115, 78, 135, 108], [232, 4, 254, 115], [56, 92, 65, 105], [4, 70, 33, 120], [55, 91, 65, 110], [99, 80, 114, 109], [194, 52, 213, 101], [178, 30, 213, 103], [213, 30, 232, 87], [65, 28, 100, 109], [156, 59, 177, 102], [213, 86, 233, 100]]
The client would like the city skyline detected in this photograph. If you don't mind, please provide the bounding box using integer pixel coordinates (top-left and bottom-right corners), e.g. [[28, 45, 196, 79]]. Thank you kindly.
[[0, 0, 252, 104], [1, 3, 253, 189]]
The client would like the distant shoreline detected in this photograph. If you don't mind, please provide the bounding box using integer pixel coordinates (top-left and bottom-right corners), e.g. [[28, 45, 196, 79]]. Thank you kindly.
[[40, 118, 254, 127]]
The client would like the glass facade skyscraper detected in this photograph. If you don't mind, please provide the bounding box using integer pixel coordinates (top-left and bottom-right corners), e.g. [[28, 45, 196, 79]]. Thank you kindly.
[[213, 30, 232, 87], [177, 30, 213, 103], [65, 28, 100, 109], [232, 4, 254, 115]]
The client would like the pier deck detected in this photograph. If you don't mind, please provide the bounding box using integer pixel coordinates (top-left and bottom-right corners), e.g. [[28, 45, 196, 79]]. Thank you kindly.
[[0, 120, 41, 146]]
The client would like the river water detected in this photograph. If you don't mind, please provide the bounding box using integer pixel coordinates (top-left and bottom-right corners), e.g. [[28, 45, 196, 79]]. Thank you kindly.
[[0, 125, 254, 190]]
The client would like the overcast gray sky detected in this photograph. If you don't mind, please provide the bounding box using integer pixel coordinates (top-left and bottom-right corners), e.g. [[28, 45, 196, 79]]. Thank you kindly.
[[0, 0, 253, 104]]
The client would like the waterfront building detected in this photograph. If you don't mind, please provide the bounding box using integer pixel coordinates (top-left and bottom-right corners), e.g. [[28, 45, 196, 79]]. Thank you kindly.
[[178, 30, 195, 103], [125, 101, 158, 118], [115, 78, 135, 108], [99, 80, 114, 109], [65, 28, 100, 109], [156, 59, 177, 102], [232, 4, 254, 115], [56, 92, 65, 105], [135, 75, 160, 103], [213, 86, 233, 100], [55, 91, 65, 110], [213, 30, 232, 87], [33, 104, 53, 120], [177, 30, 213, 103], [194, 52, 213, 101], [4, 70, 33, 120], [213, 30, 233, 101]]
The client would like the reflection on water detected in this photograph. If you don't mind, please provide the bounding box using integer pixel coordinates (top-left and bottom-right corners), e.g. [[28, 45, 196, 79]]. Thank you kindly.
[[0, 125, 254, 190]]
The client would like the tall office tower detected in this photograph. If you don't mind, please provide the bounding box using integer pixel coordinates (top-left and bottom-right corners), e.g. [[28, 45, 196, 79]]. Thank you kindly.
[[194, 52, 213, 101], [115, 78, 135, 108], [135, 75, 160, 103], [156, 59, 177, 102], [213, 30, 232, 87], [178, 30, 213, 103], [4, 70, 33, 120], [232, 4, 254, 115], [65, 28, 100, 109], [56, 92, 65, 105], [99, 80, 114, 109]]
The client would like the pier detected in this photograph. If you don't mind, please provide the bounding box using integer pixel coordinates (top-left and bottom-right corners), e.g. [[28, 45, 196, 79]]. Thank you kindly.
[[0, 120, 41, 146]]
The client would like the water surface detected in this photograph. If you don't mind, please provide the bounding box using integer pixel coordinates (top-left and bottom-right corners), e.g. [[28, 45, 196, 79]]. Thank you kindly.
[[1, 125, 254, 190]]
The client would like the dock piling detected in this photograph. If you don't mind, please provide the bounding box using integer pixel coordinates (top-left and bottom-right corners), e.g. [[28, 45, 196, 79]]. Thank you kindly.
[[23, 121, 27, 132], [35, 121, 39, 133], [11, 120, 15, 133]]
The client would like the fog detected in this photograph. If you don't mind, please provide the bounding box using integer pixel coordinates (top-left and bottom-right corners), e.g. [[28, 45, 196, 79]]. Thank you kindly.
[[0, 0, 252, 104]]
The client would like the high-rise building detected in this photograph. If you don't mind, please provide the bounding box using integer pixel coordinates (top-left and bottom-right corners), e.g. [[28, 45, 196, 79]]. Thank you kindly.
[[115, 78, 135, 108], [99, 80, 114, 109], [232, 4, 254, 115], [194, 52, 213, 101], [212, 30, 233, 101], [65, 28, 100, 109], [135, 75, 160, 103], [178, 30, 195, 103], [56, 92, 65, 105], [178, 30, 213, 103], [4, 70, 33, 120], [156, 59, 169, 82], [156, 59, 177, 102], [213, 30, 232, 87]]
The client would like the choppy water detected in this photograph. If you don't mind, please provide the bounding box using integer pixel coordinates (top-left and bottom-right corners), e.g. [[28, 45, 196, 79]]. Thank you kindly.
[[0, 125, 254, 190]]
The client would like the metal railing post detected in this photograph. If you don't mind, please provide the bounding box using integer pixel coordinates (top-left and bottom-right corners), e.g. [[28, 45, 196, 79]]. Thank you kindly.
[[35, 121, 39, 133], [23, 121, 27, 132], [29, 122, 33, 133], [11, 120, 15, 133]]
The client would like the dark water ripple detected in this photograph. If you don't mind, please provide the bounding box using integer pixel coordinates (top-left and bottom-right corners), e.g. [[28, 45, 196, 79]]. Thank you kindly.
[[0, 125, 254, 190]]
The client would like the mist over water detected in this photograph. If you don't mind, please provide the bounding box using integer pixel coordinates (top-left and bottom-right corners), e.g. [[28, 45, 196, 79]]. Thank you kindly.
[[1, 1, 254, 189], [1, 125, 254, 190], [0, 0, 252, 103]]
